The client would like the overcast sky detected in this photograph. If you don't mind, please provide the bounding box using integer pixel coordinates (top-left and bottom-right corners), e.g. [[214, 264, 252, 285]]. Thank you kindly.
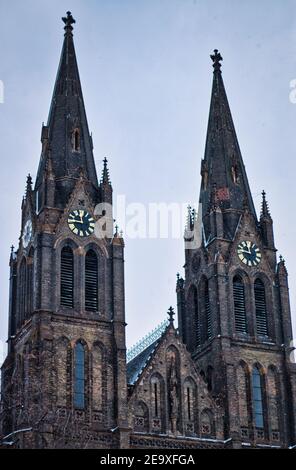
[[0, 0, 296, 359]]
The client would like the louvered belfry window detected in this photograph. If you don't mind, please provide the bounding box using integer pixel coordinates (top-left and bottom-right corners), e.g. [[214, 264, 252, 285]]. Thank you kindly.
[[254, 279, 268, 337], [233, 276, 247, 334], [85, 250, 98, 312], [60, 247, 74, 308], [194, 289, 201, 348], [205, 280, 212, 340]]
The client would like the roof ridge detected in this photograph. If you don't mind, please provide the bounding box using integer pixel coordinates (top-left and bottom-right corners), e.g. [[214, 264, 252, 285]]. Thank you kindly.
[[127, 319, 169, 363]]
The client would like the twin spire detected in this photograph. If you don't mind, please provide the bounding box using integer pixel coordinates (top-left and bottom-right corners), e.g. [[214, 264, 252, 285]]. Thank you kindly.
[[199, 48, 260, 241], [34, 14, 267, 242], [35, 11, 99, 206]]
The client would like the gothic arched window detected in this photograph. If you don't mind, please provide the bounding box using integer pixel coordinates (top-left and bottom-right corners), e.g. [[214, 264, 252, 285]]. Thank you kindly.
[[74, 342, 85, 409], [184, 378, 196, 428], [18, 258, 27, 326], [60, 247, 74, 308], [207, 366, 214, 393], [193, 288, 200, 348], [151, 376, 160, 418], [150, 373, 165, 433], [252, 366, 264, 429], [72, 128, 80, 152], [254, 279, 268, 337], [233, 275, 247, 334], [85, 250, 98, 312], [26, 248, 34, 318], [187, 286, 200, 349]]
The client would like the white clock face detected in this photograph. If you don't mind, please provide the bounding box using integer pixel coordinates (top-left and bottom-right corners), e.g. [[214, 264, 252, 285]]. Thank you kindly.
[[237, 240, 261, 267], [23, 219, 33, 248]]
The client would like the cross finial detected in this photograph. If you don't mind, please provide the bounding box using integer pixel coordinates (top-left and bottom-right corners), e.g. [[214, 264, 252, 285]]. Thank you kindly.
[[211, 49, 223, 72], [168, 306, 175, 324], [62, 11, 76, 33]]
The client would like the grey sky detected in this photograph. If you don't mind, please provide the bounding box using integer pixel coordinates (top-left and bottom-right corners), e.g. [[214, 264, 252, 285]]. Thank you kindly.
[[0, 0, 295, 356]]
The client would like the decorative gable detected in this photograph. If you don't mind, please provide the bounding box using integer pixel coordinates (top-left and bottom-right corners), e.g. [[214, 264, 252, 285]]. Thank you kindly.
[[128, 324, 224, 441]]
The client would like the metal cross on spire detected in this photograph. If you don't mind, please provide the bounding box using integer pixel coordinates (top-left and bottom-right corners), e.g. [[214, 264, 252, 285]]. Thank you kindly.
[[211, 49, 223, 71], [62, 11, 76, 33]]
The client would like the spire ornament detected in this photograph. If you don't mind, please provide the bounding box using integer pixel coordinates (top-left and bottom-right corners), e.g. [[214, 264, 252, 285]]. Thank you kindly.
[[168, 307, 175, 325], [176, 273, 184, 291], [260, 190, 271, 219], [211, 49, 223, 72], [62, 11, 76, 34], [101, 158, 111, 185], [26, 174, 33, 196]]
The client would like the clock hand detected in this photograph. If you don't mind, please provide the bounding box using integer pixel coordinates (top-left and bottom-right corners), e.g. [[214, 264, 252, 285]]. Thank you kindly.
[[69, 219, 85, 225]]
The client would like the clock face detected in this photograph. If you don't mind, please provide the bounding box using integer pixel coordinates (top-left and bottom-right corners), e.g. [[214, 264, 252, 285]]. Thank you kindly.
[[23, 219, 33, 248], [68, 210, 95, 237], [237, 240, 261, 267]]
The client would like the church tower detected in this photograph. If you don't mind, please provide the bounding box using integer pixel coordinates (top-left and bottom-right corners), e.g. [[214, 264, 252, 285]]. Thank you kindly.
[[177, 50, 296, 448], [1, 13, 128, 449]]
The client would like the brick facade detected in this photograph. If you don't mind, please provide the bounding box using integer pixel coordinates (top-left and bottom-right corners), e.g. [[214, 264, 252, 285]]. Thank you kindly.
[[1, 13, 295, 449]]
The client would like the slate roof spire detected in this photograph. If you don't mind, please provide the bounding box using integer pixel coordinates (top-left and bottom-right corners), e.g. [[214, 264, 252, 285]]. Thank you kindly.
[[199, 50, 257, 242], [35, 12, 98, 206]]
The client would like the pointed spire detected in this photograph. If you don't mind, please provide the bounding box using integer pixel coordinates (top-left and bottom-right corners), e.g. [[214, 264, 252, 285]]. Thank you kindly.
[[278, 255, 288, 277], [259, 189, 275, 249], [185, 205, 195, 231], [10, 245, 16, 264], [100, 158, 113, 205], [260, 190, 271, 219], [184, 205, 194, 241], [112, 224, 124, 246], [199, 50, 257, 241], [101, 158, 111, 185], [26, 174, 33, 196], [35, 12, 98, 204]]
